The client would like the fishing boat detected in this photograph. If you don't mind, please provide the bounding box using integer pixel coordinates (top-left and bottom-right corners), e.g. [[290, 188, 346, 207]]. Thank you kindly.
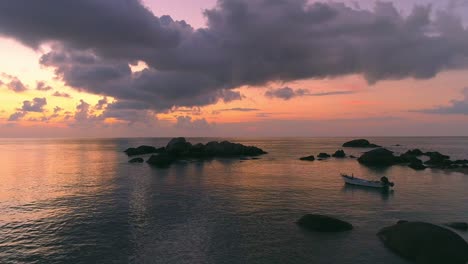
[[341, 174, 394, 189]]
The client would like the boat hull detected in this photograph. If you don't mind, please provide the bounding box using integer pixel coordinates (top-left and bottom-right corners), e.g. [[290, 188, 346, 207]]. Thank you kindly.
[[342, 175, 387, 189]]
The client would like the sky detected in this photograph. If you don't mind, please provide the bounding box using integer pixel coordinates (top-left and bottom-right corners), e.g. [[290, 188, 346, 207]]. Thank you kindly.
[[1, 0, 468, 137]]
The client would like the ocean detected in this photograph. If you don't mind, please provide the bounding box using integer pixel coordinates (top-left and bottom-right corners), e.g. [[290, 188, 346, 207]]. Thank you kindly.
[[0, 137, 467, 263]]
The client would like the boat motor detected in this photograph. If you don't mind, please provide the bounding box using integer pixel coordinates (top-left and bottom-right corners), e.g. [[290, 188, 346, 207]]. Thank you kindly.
[[380, 176, 395, 187]]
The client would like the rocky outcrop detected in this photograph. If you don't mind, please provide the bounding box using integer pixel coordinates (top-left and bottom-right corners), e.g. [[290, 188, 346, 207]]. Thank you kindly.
[[300, 155, 315, 161], [408, 159, 426, 170], [139, 138, 267, 168], [124, 145, 165, 156], [129, 157, 144, 163], [342, 139, 381, 148], [332, 150, 346, 158], [377, 222, 468, 264], [296, 214, 353, 232], [405, 149, 424, 156], [318, 153, 331, 159], [358, 148, 399, 166], [445, 222, 468, 231], [147, 153, 176, 168]]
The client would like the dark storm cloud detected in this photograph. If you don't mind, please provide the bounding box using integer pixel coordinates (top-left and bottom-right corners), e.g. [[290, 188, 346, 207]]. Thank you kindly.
[[1, 0, 468, 112], [417, 87, 468, 114]]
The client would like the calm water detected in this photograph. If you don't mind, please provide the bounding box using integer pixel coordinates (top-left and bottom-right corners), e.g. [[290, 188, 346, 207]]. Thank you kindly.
[[0, 137, 467, 264]]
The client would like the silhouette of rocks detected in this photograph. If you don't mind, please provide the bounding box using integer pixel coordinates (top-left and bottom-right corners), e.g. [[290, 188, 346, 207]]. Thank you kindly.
[[147, 153, 176, 168], [342, 139, 380, 148], [318, 153, 331, 159], [124, 145, 164, 156], [332, 150, 346, 158], [408, 159, 426, 170], [358, 148, 398, 166], [297, 214, 353, 232], [445, 222, 468, 231], [405, 149, 424, 156], [300, 155, 315, 161], [128, 157, 144, 163], [139, 138, 266, 168], [377, 222, 468, 264]]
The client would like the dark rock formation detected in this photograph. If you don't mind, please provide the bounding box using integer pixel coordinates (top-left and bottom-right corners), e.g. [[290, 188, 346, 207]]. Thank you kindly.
[[139, 138, 267, 168], [454, 159, 468, 165], [147, 153, 176, 168], [129, 157, 144, 163], [358, 148, 398, 167], [124, 145, 164, 156], [300, 155, 315, 161], [297, 214, 353, 232], [332, 150, 346, 158], [318, 153, 331, 159], [342, 139, 381, 148], [349, 155, 357, 159], [445, 222, 468, 231], [166, 137, 192, 156], [377, 222, 468, 264], [405, 149, 424, 156], [408, 159, 426, 170]]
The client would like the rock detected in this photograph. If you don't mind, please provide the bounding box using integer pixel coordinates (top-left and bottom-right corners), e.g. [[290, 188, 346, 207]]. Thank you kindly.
[[453, 159, 468, 165], [129, 157, 144, 163], [318, 153, 331, 159], [408, 160, 426, 170], [124, 145, 163, 156], [424, 151, 451, 167], [349, 155, 357, 159], [300, 155, 315, 161], [166, 137, 192, 156], [342, 139, 381, 148], [397, 220, 409, 224], [296, 214, 353, 232], [147, 153, 176, 168], [203, 141, 266, 157], [445, 222, 468, 231], [405, 149, 424, 156], [332, 150, 346, 158], [358, 148, 398, 167], [377, 222, 468, 264]]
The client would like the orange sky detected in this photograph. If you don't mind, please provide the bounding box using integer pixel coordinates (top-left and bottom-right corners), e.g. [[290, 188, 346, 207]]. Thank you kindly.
[[1, 0, 468, 137]]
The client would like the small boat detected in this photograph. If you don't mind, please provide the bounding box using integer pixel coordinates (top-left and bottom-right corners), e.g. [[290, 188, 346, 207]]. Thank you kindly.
[[341, 174, 394, 189]]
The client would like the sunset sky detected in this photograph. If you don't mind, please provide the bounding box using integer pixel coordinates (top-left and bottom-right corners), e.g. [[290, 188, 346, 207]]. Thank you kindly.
[[1, 0, 468, 137]]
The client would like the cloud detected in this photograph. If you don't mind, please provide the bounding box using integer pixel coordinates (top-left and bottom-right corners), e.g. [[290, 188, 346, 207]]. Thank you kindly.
[[265, 87, 309, 100], [36, 81, 53, 91], [8, 97, 47, 121], [174, 116, 212, 130], [1, 73, 28, 93], [1, 1, 468, 112], [20, 97, 47, 112], [416, 87, 468, 115], [8, 112, 27, 121], [52, 91, 72, 98]]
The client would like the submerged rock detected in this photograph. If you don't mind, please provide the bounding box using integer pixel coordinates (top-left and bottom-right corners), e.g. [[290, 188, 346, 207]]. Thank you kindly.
[[342, 139, 381, 148], [128, 157, 144, 163], [318, 153, 331, 159], [377, 222, 468, 264], [332, 150, 346, 158], [408, 159, 426, 171], [358, 148, 398, 167], [300, 155, 315, 161], [297, 214, 353, 232], [445, 222, 468, 231]]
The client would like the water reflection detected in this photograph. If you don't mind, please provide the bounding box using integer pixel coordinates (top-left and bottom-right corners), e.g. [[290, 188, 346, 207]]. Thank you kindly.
[[341, 184, 394, 201]]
